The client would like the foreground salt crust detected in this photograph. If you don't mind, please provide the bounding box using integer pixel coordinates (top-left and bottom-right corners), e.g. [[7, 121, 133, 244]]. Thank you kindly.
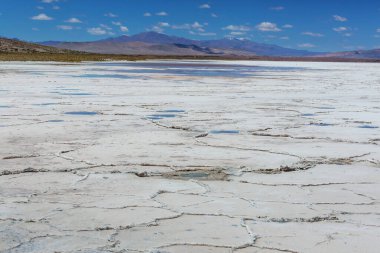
[[0, 60, 379, 253]]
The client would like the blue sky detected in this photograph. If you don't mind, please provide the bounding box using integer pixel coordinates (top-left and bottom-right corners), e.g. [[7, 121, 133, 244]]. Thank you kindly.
[[1, 0, 379, 52]]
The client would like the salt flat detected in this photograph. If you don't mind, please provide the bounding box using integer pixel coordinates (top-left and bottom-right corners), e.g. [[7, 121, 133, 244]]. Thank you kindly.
[[0, 60, 379, 253]]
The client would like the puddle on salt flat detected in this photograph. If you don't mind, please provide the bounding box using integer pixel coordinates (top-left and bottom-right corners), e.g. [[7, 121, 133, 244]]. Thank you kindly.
[[358, 125, 379, 129], [146, 114, 177, 120], [0, 105, 11, 108], [210, 130, 240, 134], [65, 111, 98, 116], [301, 113, 317, 117], [93, 62, 305, 78], [147, 109, 185, 120], [48, 120, 64, 123], [309, 123, 334, 127]]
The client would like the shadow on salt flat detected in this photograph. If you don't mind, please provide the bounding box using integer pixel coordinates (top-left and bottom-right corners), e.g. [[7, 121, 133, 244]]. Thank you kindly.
[[34, 103, 59, 106], [309, 123, 334, 127], [48, 120, 65, 123], [301, 113, 317, 117], [0, 105, 11, 108], [64, 111, 98, 116]]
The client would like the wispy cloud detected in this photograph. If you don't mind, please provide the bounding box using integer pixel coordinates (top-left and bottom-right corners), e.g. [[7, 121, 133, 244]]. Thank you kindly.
[[57, 25, 73, 30], [104, 12, 118, 18], [256, 22, 281, 32], [172, 22, 205, 32], [298, 43, 315, 48], [65, 18, 82, 23], [333, 26, 349, 32], [222, 25, 251, 32], [41, 0, 59, 3], [120, 26, 129, 32], [270, 6, 284, 11], [31, 13, 53, 21], [87, 26, 114, 36], [333, 15, 347, 22], [156, 11, 168, 16], [211, 13, 218, 18], [144, 12, 152, 17], [199, 4, 211, 9], [302, 32, 324, 37], [283, 24, 293, 29]]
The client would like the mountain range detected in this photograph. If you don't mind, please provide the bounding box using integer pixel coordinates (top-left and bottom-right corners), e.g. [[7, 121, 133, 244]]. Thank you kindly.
[[1, 32, 379, 60], [39, 31, 320, 57]]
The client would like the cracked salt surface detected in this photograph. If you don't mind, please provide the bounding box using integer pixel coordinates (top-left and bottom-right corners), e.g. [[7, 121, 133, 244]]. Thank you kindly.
[[0, 60, 379, 253]]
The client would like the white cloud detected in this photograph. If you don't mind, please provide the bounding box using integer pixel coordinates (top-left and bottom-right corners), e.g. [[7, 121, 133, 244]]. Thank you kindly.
[[144, 12, 152, 17], [270, 6, 284, 11], [302, 32, 324, 37], [32, 27, 40, 31], [87, 27, 107, 35], [31, 13, 53, 20], [65, 18, 82, 23], [376, 28, 380, 33], [256, 22, 281, 32], [104, 12, 118, 18], [120, 26, 129, 32], [222, 25, 251, 31], [151, 26, 164, 33], [333, 26, 348, 32], [280, 36, 289, 40], [158, 22, 170, 27], [57, 25, 73, 30], [211, 13, 218, 18], [156, 11, 168, 16], [172, 22, 204, 32], [283, 24, 293, 29], [298, 43, 315, 48], [112, 21, 122, 26], [199, 4, 211, 9], [100, 24, 112, 30], [198, 32, 216, 36], [230, 31, 246, 36], [37, 6, 44, 10], [333, 15, 347, 22], [52, 6, 60, 10]]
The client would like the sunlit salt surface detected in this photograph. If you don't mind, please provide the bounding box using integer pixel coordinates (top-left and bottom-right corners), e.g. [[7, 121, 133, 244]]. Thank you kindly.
[[1, 60, 379, 253]]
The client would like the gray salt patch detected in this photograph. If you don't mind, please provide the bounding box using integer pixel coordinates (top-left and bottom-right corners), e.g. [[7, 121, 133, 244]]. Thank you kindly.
[[302, 113, 316, 117], [65, 111, 98, 116]]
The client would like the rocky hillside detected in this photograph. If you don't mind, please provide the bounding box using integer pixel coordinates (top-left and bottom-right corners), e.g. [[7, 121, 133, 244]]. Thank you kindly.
[[0, 37, 76, 53]]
